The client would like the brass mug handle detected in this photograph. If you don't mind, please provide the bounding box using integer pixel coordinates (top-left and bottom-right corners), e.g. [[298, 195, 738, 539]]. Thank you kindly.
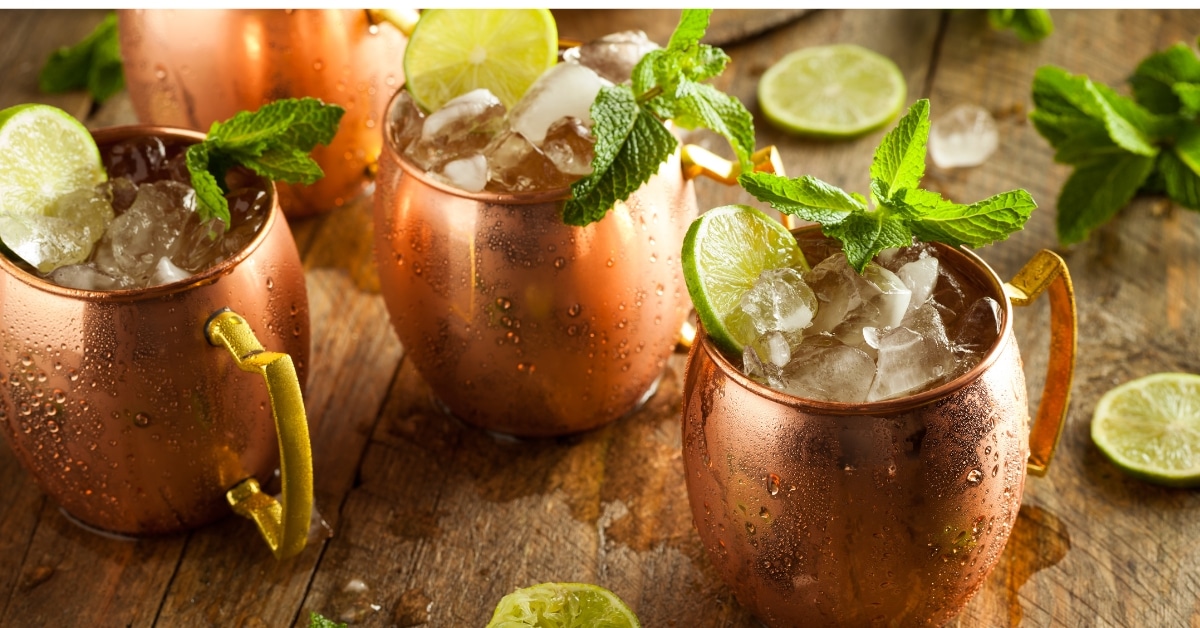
[[1003, 250, 1077, 476], [674, 145, 786, 352], [205, 309, 314, 560]]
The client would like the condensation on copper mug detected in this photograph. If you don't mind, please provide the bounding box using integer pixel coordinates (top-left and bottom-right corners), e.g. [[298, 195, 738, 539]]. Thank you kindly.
[[118, 9, 407, 216], [682, 234, 1038, 627], [373, 93, 698, 436], [0, 127, 310, 537]]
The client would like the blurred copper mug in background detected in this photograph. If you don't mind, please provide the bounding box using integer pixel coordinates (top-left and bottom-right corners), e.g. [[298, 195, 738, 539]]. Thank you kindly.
[[118, 9, 410, 217], [0, 127, 315, 559], [682, 228, 1077, 626]]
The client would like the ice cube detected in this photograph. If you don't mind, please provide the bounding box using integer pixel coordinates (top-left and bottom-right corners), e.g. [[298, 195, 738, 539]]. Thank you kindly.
[[742, 342, 780, 388], [484, 131, 574, 193], [149, 256, 191, 286], [778, 336, 875, 403], [46, 264, 123, 291], [405, 89, 505, 171], [862, 264, 911, 329], [507, 63, 611, 145], [875, 242, 934, 272], [929, 104, 998, 169], [952, 297, 1002, 354], [572, 30, 661, 84], [433, 154, 488, 193], [746, 331, 792, 368], [388, 89, 426, 154], [102, 177, 139, 213], [541, 117, 595, 177], [726, 267, 818, 346], [805, 253, 873, 335], [931, 262, 968, 327], [868, 304, 957, 401], [103, 135, 169, 182], [96, 180, 197, 285], [897, 256, 939, 311]]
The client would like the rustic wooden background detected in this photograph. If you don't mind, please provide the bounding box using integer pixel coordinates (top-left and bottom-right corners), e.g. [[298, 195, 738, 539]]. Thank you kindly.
[[1, 9, 1198, 627]]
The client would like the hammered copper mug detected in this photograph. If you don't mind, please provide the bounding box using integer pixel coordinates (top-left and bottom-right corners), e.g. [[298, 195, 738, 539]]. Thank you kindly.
[[682, 227, 1077, 626], [118, 9, 411, 217], [0, 126, 314, 559]]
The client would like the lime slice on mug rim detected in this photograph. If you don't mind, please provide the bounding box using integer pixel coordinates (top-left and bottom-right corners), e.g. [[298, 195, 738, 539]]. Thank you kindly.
[[403, 9, 559, 112], [0, 103, 105, 219], [681, 205, 808, 356]]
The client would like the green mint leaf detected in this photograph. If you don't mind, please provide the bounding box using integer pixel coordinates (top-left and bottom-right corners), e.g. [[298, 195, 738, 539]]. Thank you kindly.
[[1130, 43, 1200, 114], [668, 9, 711, 49], [1174, 83, 1200, 117], [739, 171, 863, 225], [669, 82, 754, 168], [870, 99, 930, 199], [824, 212, 913, 273], [887, 186, 958, 219], [563, 105, 677, 226], [987, 9, 1015, 30], [1089, 81, 1161, 151], [1056, 152, 1155, 244], [241, 145, 325, 185], [309, 612, 348, 628], [39, 12, 124, 103], [901, 188, 1036, 248], [186, 98, 344, 227], [1009, 9, 1054, 42], [1160, 150, 1200, 210], [1032, 65, 1158, 156], [185, 145, 231, 226], [572, 85, 640, 200]]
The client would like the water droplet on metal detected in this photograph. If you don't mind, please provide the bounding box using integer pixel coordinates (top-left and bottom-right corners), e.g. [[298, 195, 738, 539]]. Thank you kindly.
[[495, 297, 511, 310], [966, 469, 983, 484], [567, 304, 581, 317], [767, 473, 781, 496], [266, 278, 275, 290], [313, 60, 324, 71], [745, 522, 756, 535], [134, 413, 151, 428], [46, 420, 59, 433]]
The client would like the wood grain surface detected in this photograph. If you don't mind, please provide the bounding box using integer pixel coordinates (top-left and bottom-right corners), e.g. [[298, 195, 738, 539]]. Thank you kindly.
[[1, 8, 1199, 627]]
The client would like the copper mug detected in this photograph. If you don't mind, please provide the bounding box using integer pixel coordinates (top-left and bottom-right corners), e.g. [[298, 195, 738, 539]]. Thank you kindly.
[[118, 9, 410, 217], [373, 85, 781, 436], [0, 126, 314, 559], [682, 228, 1077, 626]]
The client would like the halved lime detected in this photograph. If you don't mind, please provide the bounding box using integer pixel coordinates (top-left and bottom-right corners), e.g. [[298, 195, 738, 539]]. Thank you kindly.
[[681, 205, 808, 356], [403, 9, 559, 112], [758, 44, 907, 139], [485, 582, 640, 628], [1091, 373, 1200, 487], [0, 103, 105, 218]]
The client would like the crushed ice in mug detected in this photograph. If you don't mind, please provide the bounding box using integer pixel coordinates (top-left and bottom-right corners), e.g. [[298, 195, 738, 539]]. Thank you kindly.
[[735, 243, 1002, 403]]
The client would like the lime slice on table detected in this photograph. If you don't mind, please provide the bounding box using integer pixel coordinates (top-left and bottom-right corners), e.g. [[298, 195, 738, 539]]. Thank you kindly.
[[0, 103, 105, 218], [758, 44, 907, 139], [403, 9, 559, 112], [1091, 373, 1200, 487], [681, 205, 808, 356], [485, 582, 640, 628]]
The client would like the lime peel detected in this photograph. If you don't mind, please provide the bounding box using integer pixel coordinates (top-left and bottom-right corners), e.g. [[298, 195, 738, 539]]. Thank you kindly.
[[486, 582, 640, 628], [681, 205, 807, 356], [1091, 372, 1200, 487]]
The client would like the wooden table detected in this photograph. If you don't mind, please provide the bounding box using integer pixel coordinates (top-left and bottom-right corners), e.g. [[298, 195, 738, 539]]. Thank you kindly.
[[1, 9, 1198, 627]]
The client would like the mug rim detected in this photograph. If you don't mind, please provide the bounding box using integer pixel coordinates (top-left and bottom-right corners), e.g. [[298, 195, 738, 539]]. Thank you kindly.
[[0, 125, 281, 303], [381, 86, 579, 206], [697, 225, 1015, 415]]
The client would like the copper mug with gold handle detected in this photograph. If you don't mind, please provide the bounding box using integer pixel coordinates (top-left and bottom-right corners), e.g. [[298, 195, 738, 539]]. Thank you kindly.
[[682, 227, 1076, 626], [118, 9, 413, 217], [0, 126, 314, 559], [373, 84, 781, 437]]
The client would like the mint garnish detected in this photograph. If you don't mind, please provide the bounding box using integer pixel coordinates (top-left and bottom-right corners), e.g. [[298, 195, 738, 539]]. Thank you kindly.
[[987, 9, 1054, 42], [1031, 40, 1200, 244], [39, 12, 124, 103], [563, 9, 755, 226], [741, 99, 1035, 273], [185, 97, 345, 226], [309, 612, 347, 628]]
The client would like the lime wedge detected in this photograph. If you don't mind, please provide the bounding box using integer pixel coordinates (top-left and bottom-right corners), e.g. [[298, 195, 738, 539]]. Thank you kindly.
[[0, 104, 105, 218], [403, 9, 558, 112], [485, 582, 640, 628], [681, 205, 808, 356], [1091, 373, 1200, 487], [758, 44, 907, 139]]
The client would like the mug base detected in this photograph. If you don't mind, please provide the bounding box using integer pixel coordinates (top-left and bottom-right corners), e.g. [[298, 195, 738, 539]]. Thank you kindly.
[[57, 507, 141, 542], [428, 371, 664, 439]]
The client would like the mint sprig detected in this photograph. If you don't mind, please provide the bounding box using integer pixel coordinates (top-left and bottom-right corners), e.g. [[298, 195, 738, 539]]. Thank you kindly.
[[185, 98, 345, 226], [39, 12, 124, 103], [740, 99, 1035, 273], [987, 9, 1054, 43], [563, 9, 755, 227], [1031, 40, 1200, 244]]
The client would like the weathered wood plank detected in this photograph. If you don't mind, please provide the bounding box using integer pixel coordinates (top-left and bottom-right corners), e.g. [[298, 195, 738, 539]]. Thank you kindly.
[[552, 8, 812, 48], [0, 9, 107, 116], [929, 9, 1200, 628]]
